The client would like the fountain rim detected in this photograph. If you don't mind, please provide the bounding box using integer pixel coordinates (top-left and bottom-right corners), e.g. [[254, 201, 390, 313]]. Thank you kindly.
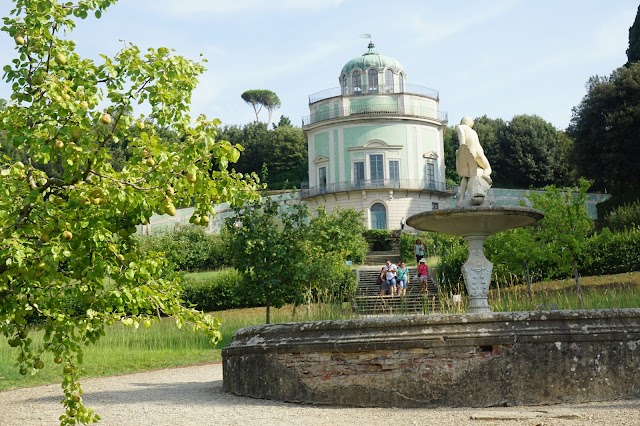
[[406, 205, 544, 236]]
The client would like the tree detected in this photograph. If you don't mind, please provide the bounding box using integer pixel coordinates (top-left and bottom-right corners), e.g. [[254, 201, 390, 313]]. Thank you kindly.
[[308, 206, 367, 264], [224, 197, 308, 324], [263, 125, 307, 188], [471, 115, 506, 184], [486, 226, 542, 299], [445, 115, 572, 189], [0, 2, 258, 424], [498, 115, 569, 189], [526, 179, 594, 308], [568, 63, 640, 194], [220, 121, 269, 177], [442, 126, 458, 184], [220, 121, 308, 189], [627, 5, 640, 65], [240, 89, 281, 124], [273, 115, 292, 129]]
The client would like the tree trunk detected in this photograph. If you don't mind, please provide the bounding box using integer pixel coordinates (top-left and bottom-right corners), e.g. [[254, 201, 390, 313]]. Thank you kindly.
[[266, 295, 271, 324], [573, 259, 584, 309], [524, 261, 532, 300]]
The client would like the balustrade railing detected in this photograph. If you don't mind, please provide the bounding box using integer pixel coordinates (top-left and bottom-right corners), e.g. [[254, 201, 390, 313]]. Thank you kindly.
[[299, 178, 448, 199], [302, 104, 448, 126], [308, 84, 440, 104]]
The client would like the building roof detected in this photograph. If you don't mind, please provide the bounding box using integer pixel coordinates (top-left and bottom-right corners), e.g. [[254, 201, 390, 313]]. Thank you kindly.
[[340, 42, 404, 76]]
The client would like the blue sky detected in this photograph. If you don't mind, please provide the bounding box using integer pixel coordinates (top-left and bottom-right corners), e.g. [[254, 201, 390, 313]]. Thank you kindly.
[[0, 0, 637, 130]]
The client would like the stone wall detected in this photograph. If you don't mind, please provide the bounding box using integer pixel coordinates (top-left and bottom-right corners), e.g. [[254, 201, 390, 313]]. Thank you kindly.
[[223, 310, 640, 407]]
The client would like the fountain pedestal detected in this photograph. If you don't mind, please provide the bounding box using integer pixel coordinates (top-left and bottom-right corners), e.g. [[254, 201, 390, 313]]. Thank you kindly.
[[406, 206, 543, 313], [462, 235, 492, 313]]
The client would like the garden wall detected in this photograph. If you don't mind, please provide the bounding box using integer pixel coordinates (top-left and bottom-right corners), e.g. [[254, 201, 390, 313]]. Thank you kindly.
[[223, 309, 640, 407]]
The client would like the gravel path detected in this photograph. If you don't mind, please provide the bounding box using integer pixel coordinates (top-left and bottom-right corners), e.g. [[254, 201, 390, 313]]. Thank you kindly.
[[1, 363, 638, 426]]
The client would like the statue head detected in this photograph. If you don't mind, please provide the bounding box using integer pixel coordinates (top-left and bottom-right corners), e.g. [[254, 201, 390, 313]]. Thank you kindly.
[[460, 116, 474, 127]]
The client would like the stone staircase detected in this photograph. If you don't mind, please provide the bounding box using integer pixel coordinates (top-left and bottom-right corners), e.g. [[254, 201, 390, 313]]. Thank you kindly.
[[363, 250, 402, 266], [352, 266, 440, 315]]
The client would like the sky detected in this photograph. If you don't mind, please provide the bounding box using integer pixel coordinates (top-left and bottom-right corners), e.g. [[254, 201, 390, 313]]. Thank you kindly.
[[0, 0, 638, 131]]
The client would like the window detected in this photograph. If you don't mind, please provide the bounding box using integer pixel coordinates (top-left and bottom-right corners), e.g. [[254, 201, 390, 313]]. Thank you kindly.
[[353, 71, 362, 94], [368, 69, 378, 93], [389, 160, 400, 187], [353, 161, 365, 189], [371, 203, 387, 230], [432, 202, 439, 210], [369, 154, 384, 187], [399, 73, 405, 92], [385, 69, 394, 93], [427, 163, 435, 189], [342, 75, 347, 95], [319, 166, 327, 194]]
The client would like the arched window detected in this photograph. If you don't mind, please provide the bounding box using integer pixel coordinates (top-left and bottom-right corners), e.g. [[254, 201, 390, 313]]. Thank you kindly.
[[342, 75, 347, 95], [353, 71, 362, 94], [368, 69, 378, 93], [385, 69, 394, 93], [371, 203, 387, 230], [399, 73, 405, 92]]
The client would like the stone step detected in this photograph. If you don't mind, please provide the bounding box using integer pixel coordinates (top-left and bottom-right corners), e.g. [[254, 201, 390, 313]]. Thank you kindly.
[[354, 266, 440, 314]]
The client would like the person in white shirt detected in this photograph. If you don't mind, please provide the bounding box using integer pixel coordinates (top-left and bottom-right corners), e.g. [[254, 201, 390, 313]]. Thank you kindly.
[[382, 259, 398, 296]]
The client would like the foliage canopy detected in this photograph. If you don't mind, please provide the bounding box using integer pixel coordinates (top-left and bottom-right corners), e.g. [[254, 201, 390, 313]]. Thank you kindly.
[[0, 1, 258, 423], [240, 89, 281, 124]]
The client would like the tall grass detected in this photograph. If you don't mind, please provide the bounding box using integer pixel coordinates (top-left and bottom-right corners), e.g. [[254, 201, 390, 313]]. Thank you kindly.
[[3, 272, 639, 391], [437, 272, 640, 313], [0, 319, 217, 391]]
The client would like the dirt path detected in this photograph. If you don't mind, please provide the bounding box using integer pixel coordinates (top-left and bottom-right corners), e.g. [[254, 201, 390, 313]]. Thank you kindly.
[[1, 363, 638, 425]]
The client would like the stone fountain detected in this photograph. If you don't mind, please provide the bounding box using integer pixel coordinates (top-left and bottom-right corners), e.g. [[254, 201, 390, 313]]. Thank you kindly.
[[222, 117, 640, 408], [407, 205, 543, 313], [408, 117, 543, 313]]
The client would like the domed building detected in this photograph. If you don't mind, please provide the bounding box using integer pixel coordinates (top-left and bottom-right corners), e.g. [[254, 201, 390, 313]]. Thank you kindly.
[[301, 42, 452, 230]]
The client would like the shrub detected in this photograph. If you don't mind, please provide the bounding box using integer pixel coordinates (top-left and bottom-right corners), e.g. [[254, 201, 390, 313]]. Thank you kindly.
[[138, 226, 228, 272], [363, 230, 392, 251], [301, 253, 357, 305], [604, 201, 640, 232], [181, 269, 263, 312], [582, 227, 640, 276], [434, 237, 467, 293]]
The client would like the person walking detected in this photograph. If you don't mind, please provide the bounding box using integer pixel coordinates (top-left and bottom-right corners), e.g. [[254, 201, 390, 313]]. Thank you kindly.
[[382, 260, 398, 296], [396, 261, 409, 297], [414, 239, 425, 265], [417, 258, 429, 293]]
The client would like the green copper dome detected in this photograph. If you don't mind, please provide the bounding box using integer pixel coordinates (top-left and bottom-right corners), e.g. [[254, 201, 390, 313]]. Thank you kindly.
[[340, 42, 404, 76]]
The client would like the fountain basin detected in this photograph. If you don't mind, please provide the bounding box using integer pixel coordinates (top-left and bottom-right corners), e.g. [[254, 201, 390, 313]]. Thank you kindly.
[[223, 310, 640, 407], [406, 205, 544, 236]]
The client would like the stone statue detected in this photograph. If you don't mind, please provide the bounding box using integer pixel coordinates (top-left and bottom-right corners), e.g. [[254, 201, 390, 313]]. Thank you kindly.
[[456, 117, 492, 206]]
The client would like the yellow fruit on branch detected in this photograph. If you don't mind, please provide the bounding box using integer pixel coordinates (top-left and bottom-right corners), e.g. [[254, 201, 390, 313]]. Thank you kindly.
[[100, 113, 112, 125], [54, 52, 67, 65]]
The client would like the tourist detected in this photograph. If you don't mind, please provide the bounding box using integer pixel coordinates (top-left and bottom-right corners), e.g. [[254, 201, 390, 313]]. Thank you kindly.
[[396, 261, 409, 297], [400, 217, 405, 231], [414, 239, 425, 265], [377, 267, 388, 296], [382, 260, 398, 296], [417, 258, 429, 293]]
